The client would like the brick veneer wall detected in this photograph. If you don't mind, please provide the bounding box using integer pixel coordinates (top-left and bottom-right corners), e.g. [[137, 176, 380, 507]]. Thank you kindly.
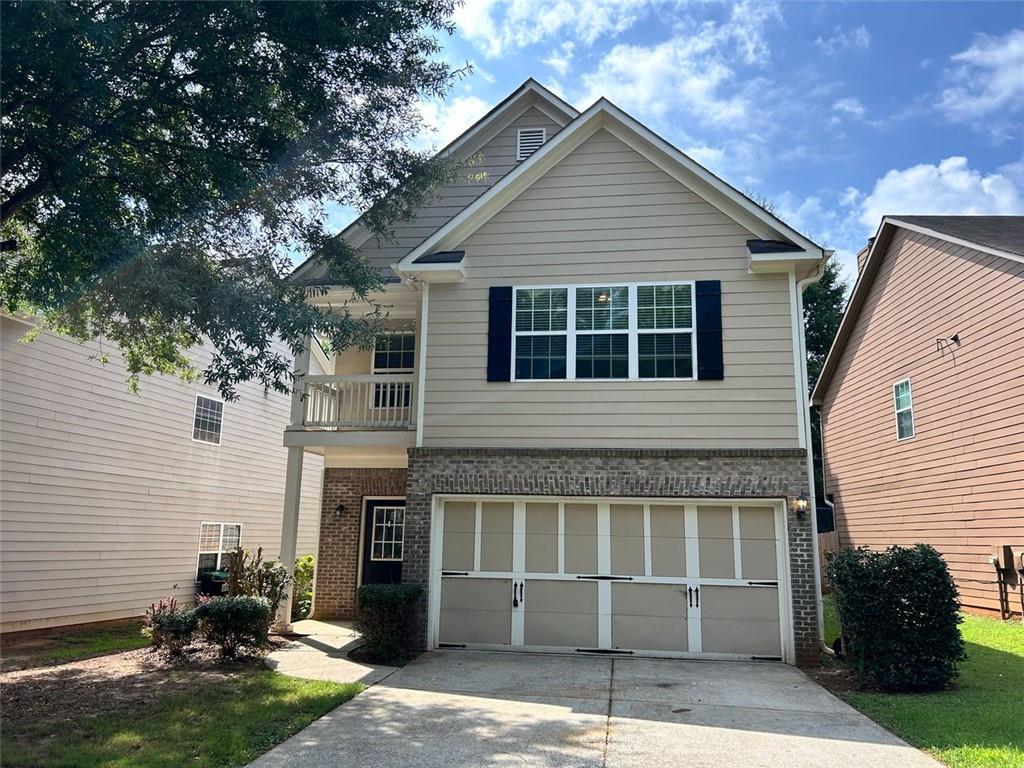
[[403, 447, 819, 665], [313, 467, 407, 620]]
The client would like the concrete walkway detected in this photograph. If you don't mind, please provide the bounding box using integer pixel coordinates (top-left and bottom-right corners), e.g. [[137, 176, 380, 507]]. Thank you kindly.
[[253, 648, 942, 768], [266, 620, 396, 686]]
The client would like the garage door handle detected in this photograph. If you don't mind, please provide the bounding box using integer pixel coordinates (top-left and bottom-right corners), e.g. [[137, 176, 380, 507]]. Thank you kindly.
[[512, 582, 519, 608], [695, 586, 699, 608], [687, 587, 693, 607], [520, 581, 525, 605]]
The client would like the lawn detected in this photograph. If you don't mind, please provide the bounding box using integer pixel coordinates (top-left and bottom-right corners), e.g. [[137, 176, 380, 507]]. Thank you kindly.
[[2, 619, 150, 670], [2, 667, 361, 768], [823, 597, 1024, 768]]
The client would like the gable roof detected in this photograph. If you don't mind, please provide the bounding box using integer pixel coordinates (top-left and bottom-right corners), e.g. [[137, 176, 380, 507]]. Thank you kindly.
[[291, 79, 578, 283], [811, 214, 1024, 405], [396, 97, 824, 275]]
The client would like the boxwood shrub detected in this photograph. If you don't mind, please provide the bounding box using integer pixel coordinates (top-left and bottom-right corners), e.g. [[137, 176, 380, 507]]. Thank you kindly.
[[354, 583, 423, 663], [827, 544, 965, 692], [195, 595, 272, 659]]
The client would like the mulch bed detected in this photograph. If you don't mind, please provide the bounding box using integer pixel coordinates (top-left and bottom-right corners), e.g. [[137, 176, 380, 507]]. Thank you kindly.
[[0, 639, 289, 730]]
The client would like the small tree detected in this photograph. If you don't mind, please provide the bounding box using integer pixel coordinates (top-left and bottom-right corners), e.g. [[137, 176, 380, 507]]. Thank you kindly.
[[225, 547, 290, 624], [828, 544, 965, 691]]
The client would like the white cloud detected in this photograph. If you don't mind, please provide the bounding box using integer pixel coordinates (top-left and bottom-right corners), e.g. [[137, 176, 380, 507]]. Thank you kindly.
[[454, 0, 649, 58], [575, 1, 781, 125], [937, 29, 1024, 128], [832, 97, 866, 119], [543, 41, 575, 77], [416, 95, 491, 149], [857, 156, 1024, 228], [814, 25, 871, 56]]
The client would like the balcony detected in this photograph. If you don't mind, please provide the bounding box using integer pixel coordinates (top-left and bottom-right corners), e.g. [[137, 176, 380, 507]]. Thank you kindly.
[[284, 374, 416, 450]]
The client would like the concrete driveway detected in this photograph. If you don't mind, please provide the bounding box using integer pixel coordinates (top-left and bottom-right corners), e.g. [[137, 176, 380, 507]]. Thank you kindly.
[[249, 650, 941, 768]]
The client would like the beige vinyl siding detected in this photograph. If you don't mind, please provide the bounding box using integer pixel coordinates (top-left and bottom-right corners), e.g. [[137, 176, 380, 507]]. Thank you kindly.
[[0, 318, 323, 632], [355, 105, 565, 272], [820, 229, 1024, 615], [422, 128, 800, 448]]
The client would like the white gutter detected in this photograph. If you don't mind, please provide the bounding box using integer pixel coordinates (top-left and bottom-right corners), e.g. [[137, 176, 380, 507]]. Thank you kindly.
[[796, 259, 828, 652]]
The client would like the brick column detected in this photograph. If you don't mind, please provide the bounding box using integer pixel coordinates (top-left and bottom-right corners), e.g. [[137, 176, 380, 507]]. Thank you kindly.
[[313, 467, 407, 620]]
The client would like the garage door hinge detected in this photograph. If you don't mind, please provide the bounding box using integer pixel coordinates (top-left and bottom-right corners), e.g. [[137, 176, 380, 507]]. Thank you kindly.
[[438, 643, 467, 649], [575, 648, 635, 655], [441, 571, 469, 576], [747, 580, 778, 586], [576, 575, 634, 581], [751, 655, 783, 661]]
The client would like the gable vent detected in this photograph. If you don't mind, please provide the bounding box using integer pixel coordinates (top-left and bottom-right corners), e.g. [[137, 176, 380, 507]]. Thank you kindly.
[[516, 127, 547, 161]]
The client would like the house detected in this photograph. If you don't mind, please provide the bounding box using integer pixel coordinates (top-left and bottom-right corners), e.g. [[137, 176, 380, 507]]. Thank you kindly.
[[0, 317, 323, 633], [280, 80, 827, 665], [812, 216, 1024, 618]]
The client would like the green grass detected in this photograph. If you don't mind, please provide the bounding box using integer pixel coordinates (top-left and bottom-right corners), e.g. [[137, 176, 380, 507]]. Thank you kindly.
[[1, 670, 362, 768], [37, 621, 150, 664], [824, 596, 1024, 768]]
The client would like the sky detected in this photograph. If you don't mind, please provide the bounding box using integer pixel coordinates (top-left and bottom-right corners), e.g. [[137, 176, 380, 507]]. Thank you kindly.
[[334, 1, 1024, 284]]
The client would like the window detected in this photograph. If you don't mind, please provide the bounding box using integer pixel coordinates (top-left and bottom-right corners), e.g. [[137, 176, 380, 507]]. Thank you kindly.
[[370, 506, 405, 561], [515, 288, 568, 380], [517, 127, 546, 160], [196, 522, 241, 579], [372, 332, 415, 408], [512, 282, 696, 381], [192, 395, 223, 444], [893, 379, 915, 440]]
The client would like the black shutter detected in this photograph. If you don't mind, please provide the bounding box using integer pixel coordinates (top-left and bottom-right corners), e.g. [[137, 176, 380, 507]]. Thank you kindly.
[[487, 286, 513, 382], [695, 280, 723, 380]]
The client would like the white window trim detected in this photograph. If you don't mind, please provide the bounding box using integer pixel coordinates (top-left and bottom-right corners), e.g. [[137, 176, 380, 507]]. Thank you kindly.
[[191, 393, 224, 446], [369, 504, 406, 562], [371, 330, 416, 375], [517, 127, 547, 161], [893, 377, 916, 441], [511, 280, 698, 382], [195, 521, 242, 582]]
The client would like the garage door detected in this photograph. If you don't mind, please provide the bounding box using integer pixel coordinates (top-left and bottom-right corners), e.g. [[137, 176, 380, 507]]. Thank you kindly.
[[433, 497, 788, 660]]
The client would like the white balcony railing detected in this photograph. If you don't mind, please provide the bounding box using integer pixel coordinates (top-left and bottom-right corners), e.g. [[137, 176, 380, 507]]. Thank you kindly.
[[302, 374, 415, 430]]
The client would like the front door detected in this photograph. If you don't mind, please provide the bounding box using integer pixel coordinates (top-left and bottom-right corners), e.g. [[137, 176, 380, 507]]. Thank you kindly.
[[361, 499, 405, 585]]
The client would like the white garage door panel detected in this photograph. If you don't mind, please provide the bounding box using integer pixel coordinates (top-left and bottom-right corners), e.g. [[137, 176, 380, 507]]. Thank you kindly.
[[610, 582, 688, 652], [701, 586, 782, 656], [523, 580, 598, 647], [433, 498, 789, 661], [439, 577, 512, 645]]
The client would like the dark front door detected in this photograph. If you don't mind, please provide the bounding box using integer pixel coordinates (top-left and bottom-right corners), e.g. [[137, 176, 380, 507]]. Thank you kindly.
[[361, 499, 405, 585]]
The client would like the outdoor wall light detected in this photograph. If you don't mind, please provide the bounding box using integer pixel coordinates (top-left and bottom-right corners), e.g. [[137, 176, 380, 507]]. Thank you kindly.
[[333, 503, 346, 518], [794, 495, 810, 520]]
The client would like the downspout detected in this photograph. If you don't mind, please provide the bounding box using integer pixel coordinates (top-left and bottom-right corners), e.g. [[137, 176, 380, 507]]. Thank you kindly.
[[815, 404, 838, 656], [796, 258, 828, 654]]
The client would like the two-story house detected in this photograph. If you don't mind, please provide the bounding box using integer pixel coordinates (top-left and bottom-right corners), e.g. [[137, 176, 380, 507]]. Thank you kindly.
[[280, 80, 827, 665], [0, 318, 323, 633], [812, 216, 1024, 619]]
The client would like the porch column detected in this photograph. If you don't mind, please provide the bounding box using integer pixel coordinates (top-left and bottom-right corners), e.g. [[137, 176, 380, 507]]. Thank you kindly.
[[274, 336, 312, 632], [274, 446, 304, 631]]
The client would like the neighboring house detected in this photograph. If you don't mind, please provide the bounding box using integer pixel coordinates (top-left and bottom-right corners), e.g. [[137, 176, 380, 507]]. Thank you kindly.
[[0, 317, 323, 633], [812, 216, 1024, 618], [280, 80, 827, 665]]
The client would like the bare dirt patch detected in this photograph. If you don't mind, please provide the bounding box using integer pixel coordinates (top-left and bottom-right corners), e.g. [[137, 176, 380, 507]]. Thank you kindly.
[[0, 639, 288, 730]]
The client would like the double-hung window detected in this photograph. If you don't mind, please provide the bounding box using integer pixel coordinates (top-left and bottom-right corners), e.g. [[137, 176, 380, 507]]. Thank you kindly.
[[192, 395, 223, 445], [372, 332, 415, 408], [893, 378, 915, 440], [512, 281, 695, 381], [196, 522, 241, 580]]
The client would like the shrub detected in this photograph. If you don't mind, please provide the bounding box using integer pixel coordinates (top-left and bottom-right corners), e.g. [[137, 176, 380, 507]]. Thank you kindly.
[[292, 554, 316, 621], [195, 595, 272, 659], [827, 544, 965, 692], [143, 595, 197, 658], [354, 583, 423, 663], [225, 546, 290, 623]]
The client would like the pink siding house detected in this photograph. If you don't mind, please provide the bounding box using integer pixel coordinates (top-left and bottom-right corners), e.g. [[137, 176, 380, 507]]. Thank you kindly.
[[812, 216, 1024, 618]]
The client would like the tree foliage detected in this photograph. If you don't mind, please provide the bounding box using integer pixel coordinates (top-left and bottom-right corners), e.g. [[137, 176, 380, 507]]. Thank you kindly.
[[1, 0, 464, 397]]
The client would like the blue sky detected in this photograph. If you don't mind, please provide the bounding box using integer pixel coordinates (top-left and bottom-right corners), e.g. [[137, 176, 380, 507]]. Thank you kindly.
[[337, 1, 1024, 283]]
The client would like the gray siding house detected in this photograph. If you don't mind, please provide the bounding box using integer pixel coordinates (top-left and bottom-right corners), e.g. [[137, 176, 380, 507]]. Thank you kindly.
[[281, 80, 827, 665], [0, 317, 322, 632]]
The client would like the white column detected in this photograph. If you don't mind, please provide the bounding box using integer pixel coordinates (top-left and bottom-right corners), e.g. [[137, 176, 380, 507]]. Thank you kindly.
[[275, 336, 312, 631], [274, 445, 305, 631]]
